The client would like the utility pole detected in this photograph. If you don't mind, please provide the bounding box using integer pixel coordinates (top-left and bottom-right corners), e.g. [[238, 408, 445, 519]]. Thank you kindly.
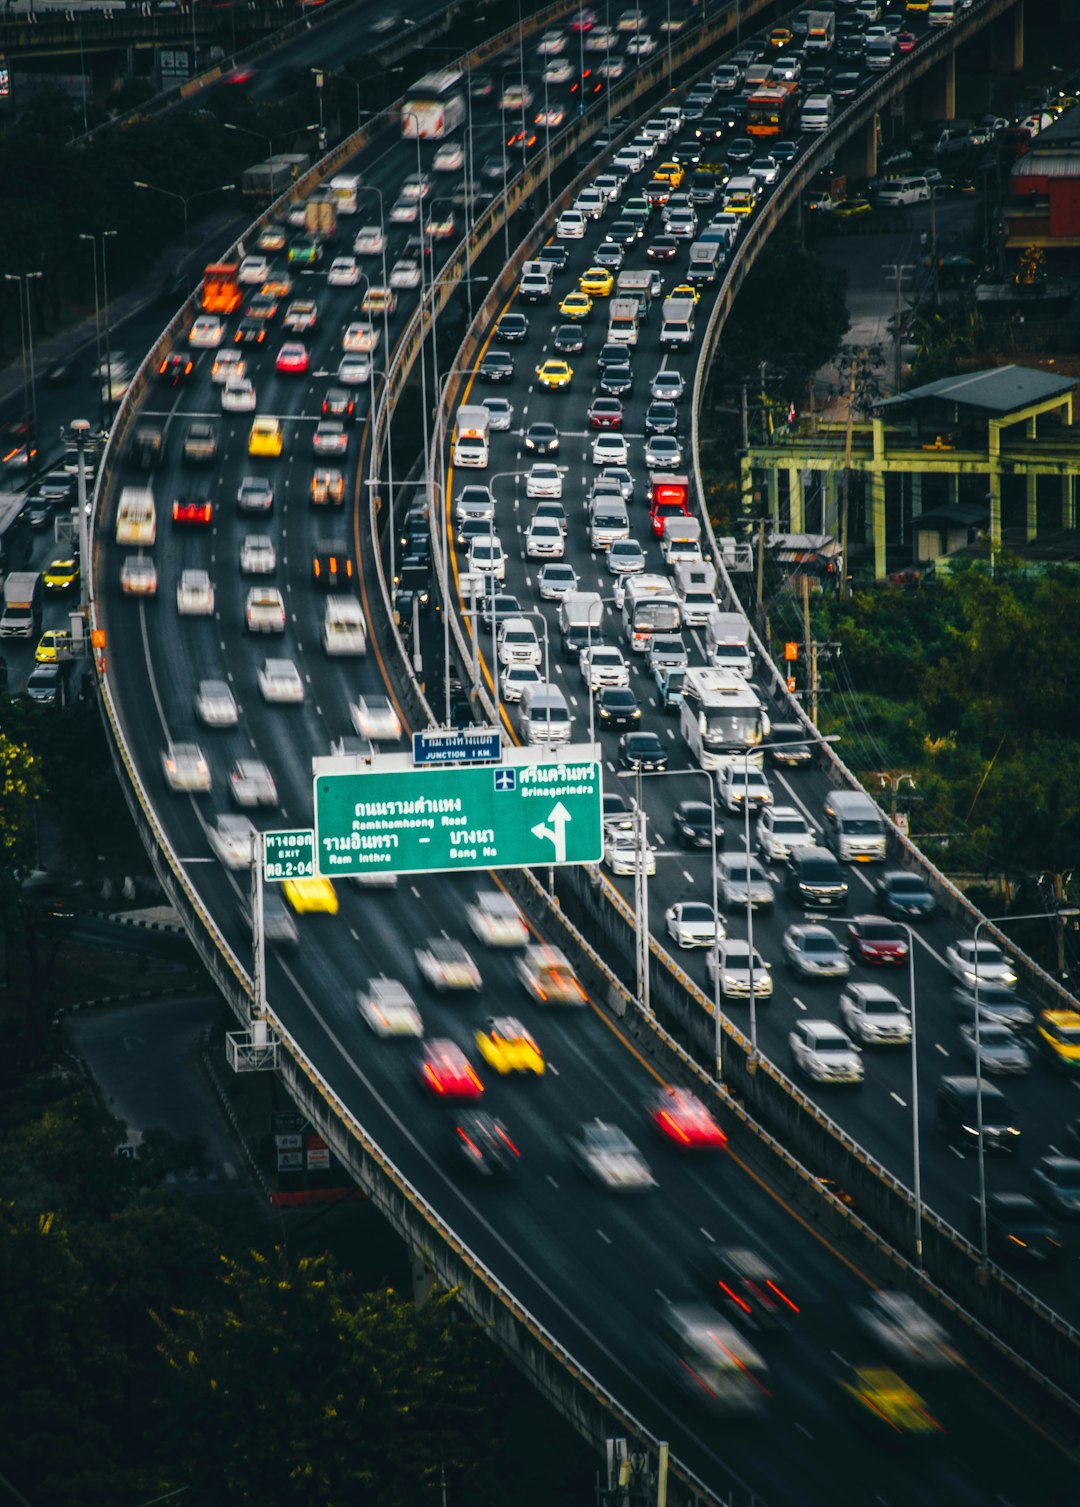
[[740, 382, 749, 450], [759, 360, 769, 442], [801, 571, 811, 667], [756, 516, 767, 617], [810, 639, 820, 727], [840, 355, 857, 600], [883, 263, 915, 395], [929, 187, 940, 309]]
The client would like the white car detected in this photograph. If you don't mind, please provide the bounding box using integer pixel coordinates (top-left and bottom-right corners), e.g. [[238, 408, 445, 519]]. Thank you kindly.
[[945, 938, 1018, 988], [544, 57, 574, 84], [781, 923, 851, 981], [353, 225, 387, 256], [283, 299, 318, 332], [958, 1021, 1032, 1075], [357, 976, 423, 1038], [327, 257, 361, 287], [606, 539, 646, 576], [351, 694, 402, 741], [390, 257, 422, 289], [538, 562, 578, 600], [789, 1019, 864, 1084], [526, 518, 564, 558], [707, 939, 773, 999], [240, 534, 276, 575], [161, 741, 211, 793], [229, 758, 277, 808], [343, 321, 378, 353], [238, 255, 271, 285], [211, 348, 245, 384], [338, 352, 372, 385], [717, 855, 774, 911], [246, 586, 286, 633], [389, 196, 419, 224], [468, 537, 506, 580], [466, 889, 529, 947], [195, 678, 238, 727], [748, 156, 781, 186], [498, 619, 542, 668], [188, 314, 225, 348], [591, 433, 629, 466], [580, 645, 629, 691], [625, 32, 657, 55], [482, 396, 514, 430], [840, 983, 912, 1046], [526, 463, 564, 499], [756, 805, 815, 862], [665, 900, 723, 949], [501, 663, 543, 702], [257, 658, 304, 703], [221, 377, 256, 413], [717, 764, 773, 813], [433, 141, 465, 171], [537, 29, 566, 55], [209, 814, 258, 870], [570, 1121, 655, 1192], [556, 208, 587, 238], [176, 568, 214, 616], [414, 939, 482, 992], [604, 831, 657, 877]]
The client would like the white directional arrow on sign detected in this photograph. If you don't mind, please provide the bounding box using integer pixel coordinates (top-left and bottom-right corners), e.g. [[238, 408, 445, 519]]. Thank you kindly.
[[531, 801, 571, 864]]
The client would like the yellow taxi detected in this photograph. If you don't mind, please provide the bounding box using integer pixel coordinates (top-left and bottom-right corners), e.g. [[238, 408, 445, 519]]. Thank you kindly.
[[475, 1016, 545, 1076], [248, 416, 284, 457], [669, 282, 700, 305], [558, 290, 593, 320], [579, 266, 614, 297], [43, 556, 80, 593], [535, 359, 574, 390], [723, 189, 756, 216], [34, 629, 73, 664], [768, 25, 793, 49], [1036, 1008, 1080, 1070], [311, 469, 345, 505], [652, 161, 684, 189], [282, 876, 339, 915], [838, 1367, 942, 1439]]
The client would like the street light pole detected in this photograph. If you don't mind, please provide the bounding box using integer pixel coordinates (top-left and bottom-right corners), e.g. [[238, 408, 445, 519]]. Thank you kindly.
[[133, 180, 235, 249], [101, 230, 117, 425], [4, 272, 42, 458], [78, 233, 103, 429], [897, 920, 923, 1269]]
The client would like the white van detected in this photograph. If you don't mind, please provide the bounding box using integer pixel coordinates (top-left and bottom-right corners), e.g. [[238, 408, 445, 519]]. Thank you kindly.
[[519, 683, 572, 745], [800, 94, 834, 132], [927, 0, 956, 25], [875, 176, 931, 207], [589, 498, 630, 550], [822, 789, 887, 863]]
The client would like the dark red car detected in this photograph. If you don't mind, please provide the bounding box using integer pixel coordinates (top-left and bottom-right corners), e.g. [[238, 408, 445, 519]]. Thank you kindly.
[[171, 497, 213, 527], [846, 916, 910, 966], [588, 397, 624, 429]]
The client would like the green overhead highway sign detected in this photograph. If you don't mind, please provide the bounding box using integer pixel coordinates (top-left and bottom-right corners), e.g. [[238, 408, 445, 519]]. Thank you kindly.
[[263, 829, 315, 881], [312, 746, 603, 878]]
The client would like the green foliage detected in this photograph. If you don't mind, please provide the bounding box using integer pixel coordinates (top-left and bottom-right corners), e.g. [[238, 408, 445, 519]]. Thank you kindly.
[[906, 299, 983, 387]]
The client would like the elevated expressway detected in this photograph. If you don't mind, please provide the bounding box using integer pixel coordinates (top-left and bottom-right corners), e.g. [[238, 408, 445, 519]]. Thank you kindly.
[[90, 1, 1080, 1502]]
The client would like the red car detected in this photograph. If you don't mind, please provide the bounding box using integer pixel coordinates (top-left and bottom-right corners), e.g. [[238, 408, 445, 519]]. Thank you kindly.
[[846, 916, 910, 966], [588, 397, 624, 429], [276, 342, 309, 375], [171, 497, 213, 527], [419, 1040, 484, 1100], [646, 236, 679, 262], [897, 30, 916, 54], [649, 1088, 727, 1150]]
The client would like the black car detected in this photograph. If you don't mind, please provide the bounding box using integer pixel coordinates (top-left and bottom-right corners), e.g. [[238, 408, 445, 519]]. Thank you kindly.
[[695, 117, 727, 142], [495, 311, 529, 343], [597, 342, 630, 373], [397, 504, 428, 552], [158, 352, 193, 384], [602, 792, 634, 832], [645, 399, 679, 435], [457, 516, 495, 549], [784, 847, 849, 913], [234, 318, 267, 345], [619, 732, 668, 772], [25, 660, 73, 708], [690, 1245, 797, 1332], [604, 219, 640, 247], [470, 72, 495, 100], [646, 235, 679, 262], [771, 139, 799, 163], [875, 869, 936, 921], [832, 70, 862, 100], [978, 1193, 1064, 1270], [765, 723, 814, 767], [672, 800, 722, 849], [553, 323, 586, 355], [595, 687, 639, 730], [600, 364, 633, 397], [671, 141, 702, 165], [536, 243, 569, 273], [312, 550, 353, 591], [479, 349, 514, 382], [322, 387, 356, 422], [524, 422, 559, 454], [725, 136, 755, 164], [453, 1110, 520, 1178]]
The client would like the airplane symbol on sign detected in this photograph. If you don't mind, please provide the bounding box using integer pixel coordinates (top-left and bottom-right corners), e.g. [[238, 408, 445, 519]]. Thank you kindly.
[[493, 768, 516, 792]]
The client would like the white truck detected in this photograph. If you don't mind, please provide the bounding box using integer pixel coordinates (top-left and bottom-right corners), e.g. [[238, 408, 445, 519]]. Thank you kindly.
[[804, 10, 835, 51], [687, 240, 723, 284], [558, 590, 604, 659], [680, 666, 770, 772], [660, 515, 703, 566], [705, 609, 754, 678], [607, 297, 641, 345], [672, 560, 717, 625], [452, 404, 491, 468], [615, 269, 653, 316], [660, 296, 696, 349], [0, 570, 43, 639]]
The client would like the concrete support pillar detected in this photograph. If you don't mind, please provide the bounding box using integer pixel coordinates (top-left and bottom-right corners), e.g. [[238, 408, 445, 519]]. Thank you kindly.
[[948, 471, 959, 509], [1026, 414, 1037, 439], [911, 471, 923, 520], [989, 465, 1003, 557], [925, 52, 956, 122], [1062, 475, 1076, 531], [823, 471, 839, 536], [787, 467, 804, 533], [1026, 473, 1038, 542], [765, 465, 779, 528], [870, 470, 886, 581], [991, 0, 1024, 72]]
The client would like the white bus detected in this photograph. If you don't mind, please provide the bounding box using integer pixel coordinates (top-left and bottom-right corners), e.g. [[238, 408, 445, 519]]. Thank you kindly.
[[328, 174, 361, 215], [402, 70, 466, 140]]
